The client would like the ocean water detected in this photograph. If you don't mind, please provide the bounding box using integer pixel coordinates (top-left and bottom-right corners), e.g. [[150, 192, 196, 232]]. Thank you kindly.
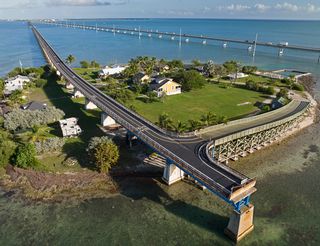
[[0, 19, 320, 245], [1, 19, 320, 77]]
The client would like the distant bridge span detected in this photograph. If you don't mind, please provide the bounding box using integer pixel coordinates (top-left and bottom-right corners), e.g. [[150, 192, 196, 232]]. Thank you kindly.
[[31, 24, 310, 241], [42, 21, 320, 58]]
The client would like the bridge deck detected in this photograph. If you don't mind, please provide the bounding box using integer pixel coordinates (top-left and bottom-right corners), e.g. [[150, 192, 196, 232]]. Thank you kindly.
[[31, 25, 309, 204], [44, 21, 320, 53]]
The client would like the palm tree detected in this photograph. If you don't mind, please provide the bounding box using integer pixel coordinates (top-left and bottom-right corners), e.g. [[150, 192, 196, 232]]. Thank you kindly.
[[158, 113, 173, 130], [172, 121, 187, 133], [66, 54, 76, 64], [188, 119, 203, 131], [200, 112, 218, 126]]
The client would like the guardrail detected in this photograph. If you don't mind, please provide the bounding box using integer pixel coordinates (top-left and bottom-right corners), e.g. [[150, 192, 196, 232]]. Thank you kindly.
[[32, 26, 234, 198], [196, 100, 300, 136]]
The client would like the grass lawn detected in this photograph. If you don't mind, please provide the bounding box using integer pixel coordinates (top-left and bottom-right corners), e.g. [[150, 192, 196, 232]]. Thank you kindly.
[[212, 74, 288, 88], [73, 68, 100, 82], [130, 84, 266, 124]]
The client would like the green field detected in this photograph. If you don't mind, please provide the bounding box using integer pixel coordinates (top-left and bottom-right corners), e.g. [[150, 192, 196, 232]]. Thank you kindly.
[[130, 84, 266, 124], [73, 68, 100, 82]]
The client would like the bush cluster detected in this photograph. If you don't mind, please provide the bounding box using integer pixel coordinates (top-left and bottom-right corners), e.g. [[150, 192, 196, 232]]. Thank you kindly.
[[34, 137, 65, 154], [4, 106, 65, 131]]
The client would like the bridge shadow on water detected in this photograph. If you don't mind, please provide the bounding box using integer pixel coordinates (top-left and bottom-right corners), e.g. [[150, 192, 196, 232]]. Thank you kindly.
[[42, 74, 105, 169], [117, 177, 229, 240]]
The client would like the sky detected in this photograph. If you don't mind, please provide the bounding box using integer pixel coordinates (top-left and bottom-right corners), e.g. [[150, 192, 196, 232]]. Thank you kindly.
[[0, 0, 320, 20]]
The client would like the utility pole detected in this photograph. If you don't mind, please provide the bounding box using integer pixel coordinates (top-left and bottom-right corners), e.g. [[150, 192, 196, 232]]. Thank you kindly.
[[253, 33, 258, 57]]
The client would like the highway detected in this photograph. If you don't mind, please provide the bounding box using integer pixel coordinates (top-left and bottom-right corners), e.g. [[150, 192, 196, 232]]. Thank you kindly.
[[31, 25, 310, 206]]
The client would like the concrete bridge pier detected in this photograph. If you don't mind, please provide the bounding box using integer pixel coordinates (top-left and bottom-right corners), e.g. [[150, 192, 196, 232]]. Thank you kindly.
[[65, 81, 75, 89], [162, 159, 185, 185], [73, 89, 84, 98], [85, 98, 98, 110], [101, 112, 116, 127], [225, 204, 255, 242]]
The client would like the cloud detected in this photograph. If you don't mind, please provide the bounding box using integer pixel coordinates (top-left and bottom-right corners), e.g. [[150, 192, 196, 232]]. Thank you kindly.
[[216, 2, 320, 14], [220, 4, 251, 12], [254, 4, 270, 13], [0, 0, 127, 9], [275, 2, 299, 12], [306, 3, 320, 13]]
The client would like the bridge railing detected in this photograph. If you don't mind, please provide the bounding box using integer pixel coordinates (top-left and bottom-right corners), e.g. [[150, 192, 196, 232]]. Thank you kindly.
[[32, 26, 235, 198]]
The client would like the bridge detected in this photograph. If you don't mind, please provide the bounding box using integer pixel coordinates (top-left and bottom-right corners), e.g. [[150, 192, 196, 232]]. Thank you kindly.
[[40, 20, 320, 60], [31, 24, 310, 242]]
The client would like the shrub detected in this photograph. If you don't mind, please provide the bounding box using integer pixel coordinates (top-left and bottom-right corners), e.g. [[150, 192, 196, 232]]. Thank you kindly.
[[13, 143, 39, 168], [35, 79, 47, 88], [0, 130, 16, 167], [292, 83, 304, 91], [34, 137, 65, 154], [4, 106, 65, 131], [87, 137, 119, 173]]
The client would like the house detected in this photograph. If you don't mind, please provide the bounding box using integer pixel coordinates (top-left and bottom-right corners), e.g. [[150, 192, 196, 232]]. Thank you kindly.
[[271, 97, 287, 110], [21, 101, 47, 111], [155, 64, 170, 73], [98, 65, 126, 78], [4, 75, 30, 95], [227, 73, 248, 80], [59, 117, 82, 137], [149, 77, 182, 97], [132, 72, 150, 84]]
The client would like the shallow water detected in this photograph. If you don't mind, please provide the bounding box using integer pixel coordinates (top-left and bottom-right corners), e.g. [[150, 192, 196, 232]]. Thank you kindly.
[[0, 19, 320, 245]]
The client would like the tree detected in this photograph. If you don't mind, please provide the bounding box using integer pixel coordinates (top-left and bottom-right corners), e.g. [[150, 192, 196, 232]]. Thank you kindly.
[[0, 79, 4, 99], [214, 65, 226, 82], [172, 120, 187, 133], [90, 60, 100, 68], [203, 60, 215, 77], [262, 105, 271, 112], [277, 88, 289, 98], [173, 70, 206, 91], [242, 66, 257, 74], [35, 78, 47, 88], [168, 59, 184, 69], [87, 137, 119, 173], [66, 54, 76, 64], [188, 119, 203, 131], [265, 86, 275, 95], [192, 59, 202, 66], [0, 130, 16, 167], [13, 143, 39, 169], [80, 60, 90, 68], [200, 112, 218, 126], [8, 90, 24, 105], [157, 113, 173, 130]]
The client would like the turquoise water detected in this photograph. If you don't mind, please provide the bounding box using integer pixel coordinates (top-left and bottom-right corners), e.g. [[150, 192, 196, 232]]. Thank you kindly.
[[1, 19, 320, 77], [0, 19, 320, 245]]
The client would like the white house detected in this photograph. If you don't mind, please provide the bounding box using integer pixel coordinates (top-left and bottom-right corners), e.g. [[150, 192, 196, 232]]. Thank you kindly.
[[98, 65, 127, 77], [59, 117, 82, 137], [4, 75, 30, 94], [227, 73, 248, 80]]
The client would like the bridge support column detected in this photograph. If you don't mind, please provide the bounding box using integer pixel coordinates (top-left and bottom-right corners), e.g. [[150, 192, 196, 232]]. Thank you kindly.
[[101, 112, 116, 127], [65, 81, 75, 89], [162, 160, 184, 185], [73, 89, 84, 98], [85, 98, 98, 110], [225, 204, 254, 242]]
